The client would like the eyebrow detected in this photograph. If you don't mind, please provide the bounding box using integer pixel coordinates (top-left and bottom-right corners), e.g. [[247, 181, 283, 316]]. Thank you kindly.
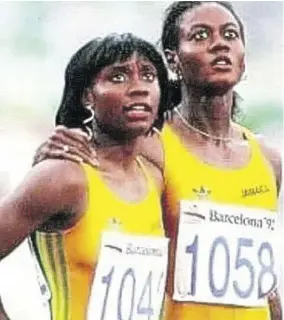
[[139, 63, 157, 72], [107, 62, 156, 72], [189, 22, 239, 32], [222, 22, 239, 29], [107, 65, 130, 73]]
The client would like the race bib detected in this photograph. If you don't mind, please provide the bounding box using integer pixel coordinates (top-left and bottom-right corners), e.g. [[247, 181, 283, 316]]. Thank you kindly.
[[173, 200, 279, 307], [87, 231, 169, 320]]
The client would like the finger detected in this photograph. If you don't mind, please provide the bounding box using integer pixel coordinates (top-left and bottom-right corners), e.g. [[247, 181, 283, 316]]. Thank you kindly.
[[54, 127, 90, 147], [50, 132, 93, 156], [42, 150, 84, 164], [63, 145, 99, 167], [55, 126, 89, 142], [47, 138, 91, 159], [70, 148, 99, 168], [53, 126, 99, 159], [32, 153, 45, 166], [47, 134, 91, 154], [47, 140, 99, 168], [32, 146, 83, 165], [46, 150, 99, 168], [69, 128, 89, 139], [32, 142, 47, 166], [54, 126, 91, 150]]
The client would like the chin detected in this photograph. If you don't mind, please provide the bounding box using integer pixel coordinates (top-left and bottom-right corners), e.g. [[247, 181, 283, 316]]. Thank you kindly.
[[126, 126, 150, 139], [116, 125, 150, 141], [105, 121, 151, 141], [205, 77, 239, 95]]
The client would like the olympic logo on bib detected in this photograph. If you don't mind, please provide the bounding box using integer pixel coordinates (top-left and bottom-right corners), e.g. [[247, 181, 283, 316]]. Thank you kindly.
[[88, 232, 169, 320], [173, 201, 279, 307]]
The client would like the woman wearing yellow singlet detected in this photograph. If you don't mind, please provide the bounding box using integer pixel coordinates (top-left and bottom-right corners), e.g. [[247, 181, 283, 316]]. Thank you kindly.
[[159, 2, 281, 319], [34, 2, 282, 320], [0, 34, 172, 320]]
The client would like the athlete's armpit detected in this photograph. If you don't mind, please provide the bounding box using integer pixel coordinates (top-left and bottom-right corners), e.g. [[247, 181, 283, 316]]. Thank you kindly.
[[0, 160, 87, 260]]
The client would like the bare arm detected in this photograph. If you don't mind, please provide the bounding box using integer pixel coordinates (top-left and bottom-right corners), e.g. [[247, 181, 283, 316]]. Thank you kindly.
[[0, 298, 9, 320], [268, 290, 283, 320], [257, 136, 282, 195], [257, 137, 282, 319], [0, 160, 87, 260]]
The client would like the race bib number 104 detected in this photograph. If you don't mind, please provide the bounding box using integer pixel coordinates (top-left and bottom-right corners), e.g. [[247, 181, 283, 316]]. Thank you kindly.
[[88, 232, 169, 320], [173, 200, 280, 307]]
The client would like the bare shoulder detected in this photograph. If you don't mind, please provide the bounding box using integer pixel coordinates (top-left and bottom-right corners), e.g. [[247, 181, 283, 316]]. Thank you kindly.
[[10, 159, 88, 220], [0, 160, 88, 259], [32, 159, 87, 193], [255, 135, 282, 192], [138, 131, 164, 174]]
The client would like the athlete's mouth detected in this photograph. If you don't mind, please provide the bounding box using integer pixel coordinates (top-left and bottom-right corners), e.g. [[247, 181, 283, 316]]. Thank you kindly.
[[211, 56, 232, 66], [123, 103, 151, 113]]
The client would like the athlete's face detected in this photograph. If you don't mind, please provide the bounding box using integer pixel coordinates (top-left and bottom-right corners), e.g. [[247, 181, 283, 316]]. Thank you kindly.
[[168, 3, 245, 93], [87, 54, 160, 140]]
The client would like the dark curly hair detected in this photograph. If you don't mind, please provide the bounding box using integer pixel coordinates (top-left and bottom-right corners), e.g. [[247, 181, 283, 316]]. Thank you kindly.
[[55, 33, 170, 134]]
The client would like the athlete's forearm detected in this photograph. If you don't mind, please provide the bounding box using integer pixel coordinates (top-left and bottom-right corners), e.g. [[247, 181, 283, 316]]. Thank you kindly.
[[0, 297, 9, 320], [269, 288, 282, 320]]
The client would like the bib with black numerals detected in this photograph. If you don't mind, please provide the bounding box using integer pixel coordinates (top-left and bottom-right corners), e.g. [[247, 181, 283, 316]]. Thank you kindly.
[[88, 231, 169, 320], [173, 200, 279, 307]]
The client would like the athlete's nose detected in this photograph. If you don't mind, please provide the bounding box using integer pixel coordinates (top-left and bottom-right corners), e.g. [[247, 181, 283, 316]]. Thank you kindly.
[[127, 77, 150, 97], [208, 33, 230, 53]]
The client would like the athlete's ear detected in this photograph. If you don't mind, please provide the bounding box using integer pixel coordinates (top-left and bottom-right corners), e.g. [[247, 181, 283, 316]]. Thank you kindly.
[[240, 58, 246, 78], [164, 49, 183, 81], [164, 49, 181, 74], [241, 60, 245, 73], [82, 88, 95, 106]]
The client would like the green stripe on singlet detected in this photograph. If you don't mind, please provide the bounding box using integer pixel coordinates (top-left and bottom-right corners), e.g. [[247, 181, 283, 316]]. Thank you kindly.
[[36, 233, 58, 320], [54, 235, 70, 320], [36, 233, 70, 320]]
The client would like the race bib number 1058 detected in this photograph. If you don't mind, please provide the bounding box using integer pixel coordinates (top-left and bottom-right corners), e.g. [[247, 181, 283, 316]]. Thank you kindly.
[[173, 201, 279, 307], [88, 232, 169, 320]]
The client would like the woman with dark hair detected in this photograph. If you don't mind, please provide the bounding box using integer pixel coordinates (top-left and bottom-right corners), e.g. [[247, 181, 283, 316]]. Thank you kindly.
[[0, 33, 171, 320], [34, 2, 282, 319], [159, 2, 281, 319]]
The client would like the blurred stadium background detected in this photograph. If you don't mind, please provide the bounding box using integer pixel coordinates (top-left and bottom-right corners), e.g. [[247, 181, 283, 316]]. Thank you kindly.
[[0, 1, 283, 191], [0, 0, 283, 315]]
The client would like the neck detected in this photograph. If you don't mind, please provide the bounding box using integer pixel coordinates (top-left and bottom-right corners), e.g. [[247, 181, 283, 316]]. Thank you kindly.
[[179, 85, 234, 139], [92, 116, 122, 148], [96, 138, 141, 171], [91, 118, 141, 170]]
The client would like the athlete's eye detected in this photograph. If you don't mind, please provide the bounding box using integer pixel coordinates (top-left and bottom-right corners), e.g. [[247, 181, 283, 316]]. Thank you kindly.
[[111, 73, 127, 83], [191, 29, 210, 41], [142, 72, 156, 82], [224, 29, 239, 40]]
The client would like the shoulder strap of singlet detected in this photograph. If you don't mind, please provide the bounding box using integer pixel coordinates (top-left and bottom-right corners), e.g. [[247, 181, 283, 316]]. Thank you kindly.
[[234, 123, 267, 158], [135, 156, 160, 196]]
